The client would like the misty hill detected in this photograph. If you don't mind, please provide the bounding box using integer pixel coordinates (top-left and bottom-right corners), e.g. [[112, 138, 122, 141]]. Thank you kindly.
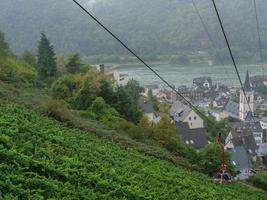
[[1, 0, 267, 61]]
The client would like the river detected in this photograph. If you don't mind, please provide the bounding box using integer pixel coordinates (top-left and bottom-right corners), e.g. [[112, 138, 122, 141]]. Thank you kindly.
[[114, 63, 267, 87]]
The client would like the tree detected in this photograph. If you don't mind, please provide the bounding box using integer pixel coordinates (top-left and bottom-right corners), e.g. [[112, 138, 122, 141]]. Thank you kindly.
[[115, 86, 142, 123], [0, 31, 12, 58], [51, 75, 77, 99], [72, 69, 101, 109], [154, 115, 181, 152], [99, 77, 117, 105], [138, 115, 153, 138], [66, 54, 82, 74], [37, 33, 57, 78], [20, 51, 37, 68], [198, 143, 234, 176]]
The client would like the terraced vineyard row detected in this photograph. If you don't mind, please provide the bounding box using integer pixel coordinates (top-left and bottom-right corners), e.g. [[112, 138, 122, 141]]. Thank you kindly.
[[0, 102, 266, 199]]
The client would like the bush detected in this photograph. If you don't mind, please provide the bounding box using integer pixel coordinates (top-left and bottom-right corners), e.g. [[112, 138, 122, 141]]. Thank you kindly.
[[0, 58, 37, 84], [39, 99, 74, 123], [248, 171, 267, 191], [51, 75, 77, 98]]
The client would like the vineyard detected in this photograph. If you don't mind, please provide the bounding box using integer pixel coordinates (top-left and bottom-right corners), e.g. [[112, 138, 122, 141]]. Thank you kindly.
[[0, 101, 266, 199]]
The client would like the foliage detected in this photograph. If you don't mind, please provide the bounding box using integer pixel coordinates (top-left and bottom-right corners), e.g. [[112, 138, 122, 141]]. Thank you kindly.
[[198, 143, 234, 176], [20, 51, 37, 68], [0, 58, 37, 84], [72, 69, 101, 109], [51, 75, 77, 99], [65, 53, 82, 74], [202, 111, 230, 141], [90, 97, 120, 122], [37, 33, 57, 78], [0, 31, 12, 58], [248, 171, 267, 191], [0, 102, 266, 199], [114, 80, 143, 123], [154, 115, 181, 152], [40, 99, 74, 123]]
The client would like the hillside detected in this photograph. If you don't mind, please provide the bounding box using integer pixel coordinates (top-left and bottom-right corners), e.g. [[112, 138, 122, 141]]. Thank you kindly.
[[0, 101, 266, 199], [1, 0, 267, 61]]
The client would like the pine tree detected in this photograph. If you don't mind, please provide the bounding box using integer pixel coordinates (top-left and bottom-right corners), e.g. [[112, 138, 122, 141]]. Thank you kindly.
[[66, 54, 81, 74], [37, 33, 57, 77], [0, 31, 12, 58]]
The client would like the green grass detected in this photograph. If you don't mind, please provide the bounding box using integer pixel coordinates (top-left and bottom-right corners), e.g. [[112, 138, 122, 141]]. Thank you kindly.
[[0, 102, 266, 199]]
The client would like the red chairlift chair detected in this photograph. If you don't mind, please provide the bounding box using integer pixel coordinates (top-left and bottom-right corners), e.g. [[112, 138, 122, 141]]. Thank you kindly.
[[213, 133, 233, 184]]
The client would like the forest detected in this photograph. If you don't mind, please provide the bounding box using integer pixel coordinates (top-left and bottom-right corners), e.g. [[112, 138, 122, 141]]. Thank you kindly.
[[1, 0, 267, 63]]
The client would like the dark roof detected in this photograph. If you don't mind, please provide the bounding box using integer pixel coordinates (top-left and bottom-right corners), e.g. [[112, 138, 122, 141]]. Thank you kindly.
[[231, 129, 258, 155], [230, 146, 251, 171], [193, 77, 212, 87], [223, 100, 239, 118], [244, 70, 252, 92], [169, 101, 192, 122], [175, 122, 208, 149], [138, 97, 154, 114], [215, 96, 229, 107], [230, 122, 262, 132]]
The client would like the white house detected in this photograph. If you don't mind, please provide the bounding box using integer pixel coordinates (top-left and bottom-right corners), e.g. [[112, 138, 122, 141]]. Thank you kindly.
[[169, 101, 204, 129], [99, 64, 129, 86]]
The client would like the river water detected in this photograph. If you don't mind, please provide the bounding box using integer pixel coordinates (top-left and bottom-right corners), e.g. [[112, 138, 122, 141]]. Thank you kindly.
[[114, 63, 267, 87]]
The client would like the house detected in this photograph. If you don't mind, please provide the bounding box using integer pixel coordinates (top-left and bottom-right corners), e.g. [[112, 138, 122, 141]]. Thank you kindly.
[[99, 64, 129, 86], [250, 75, 267, 88], [212, 96, 229, 109], [175, 122, 208, 149], [223, 100, 240, 120], [260, 117, 267, 130], [229, 122, 264, 146], [169, 101, 204, 129], [142, 84, 160, 97], [225, 128, 258, 157], [163, 89, 178, 103], [193, 77, 212, 90], [138, 97, 156, 122], [230, 146, 253, 180]]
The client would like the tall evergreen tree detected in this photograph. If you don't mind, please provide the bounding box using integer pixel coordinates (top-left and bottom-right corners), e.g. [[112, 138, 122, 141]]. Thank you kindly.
[[0, 31, 12, 58], [66, 53, 82, 74], [37, 33, 57, 77]]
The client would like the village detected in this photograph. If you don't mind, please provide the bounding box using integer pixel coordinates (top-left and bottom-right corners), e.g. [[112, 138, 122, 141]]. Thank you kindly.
[[99, 64, 267, 180]]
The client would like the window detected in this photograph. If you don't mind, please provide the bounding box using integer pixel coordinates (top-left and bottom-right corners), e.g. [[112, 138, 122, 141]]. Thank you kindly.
[[194, 116, 197, 120], [189, 117, 192, 121], [190, 140, 194, 144], [186, 141, 189, 145], [232, 161, 236, 166], [190, 123, 193, 126]]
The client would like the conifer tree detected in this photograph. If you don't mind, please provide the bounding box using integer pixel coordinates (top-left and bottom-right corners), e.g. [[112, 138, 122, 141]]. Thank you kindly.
[[66, 53, 82, 74], [0, 31, 12, 58], [37, 33, 57, 77]]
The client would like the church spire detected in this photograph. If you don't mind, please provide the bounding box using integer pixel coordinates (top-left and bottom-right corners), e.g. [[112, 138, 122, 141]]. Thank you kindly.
[[244, 70, 251, 91]]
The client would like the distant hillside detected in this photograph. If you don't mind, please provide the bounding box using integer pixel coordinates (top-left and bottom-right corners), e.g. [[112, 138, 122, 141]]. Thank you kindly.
[[0, 101, 267, 199], [1, 0, 267, 61]]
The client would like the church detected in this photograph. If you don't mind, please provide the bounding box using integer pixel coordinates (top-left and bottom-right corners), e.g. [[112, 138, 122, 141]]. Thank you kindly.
[[239, 70, 256, 121], [223, 70, 255, 121]]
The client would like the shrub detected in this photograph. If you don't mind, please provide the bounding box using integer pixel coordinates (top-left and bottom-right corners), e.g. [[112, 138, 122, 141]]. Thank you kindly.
[[39, 99, 74, 123], [248, 171, 267, 191], [0, 58, 37, 84], [51, 75, 77, 98]]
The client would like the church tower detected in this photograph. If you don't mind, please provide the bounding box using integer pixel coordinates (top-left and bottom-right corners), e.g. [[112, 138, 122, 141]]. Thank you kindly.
[[239, 70, 255, 121]]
